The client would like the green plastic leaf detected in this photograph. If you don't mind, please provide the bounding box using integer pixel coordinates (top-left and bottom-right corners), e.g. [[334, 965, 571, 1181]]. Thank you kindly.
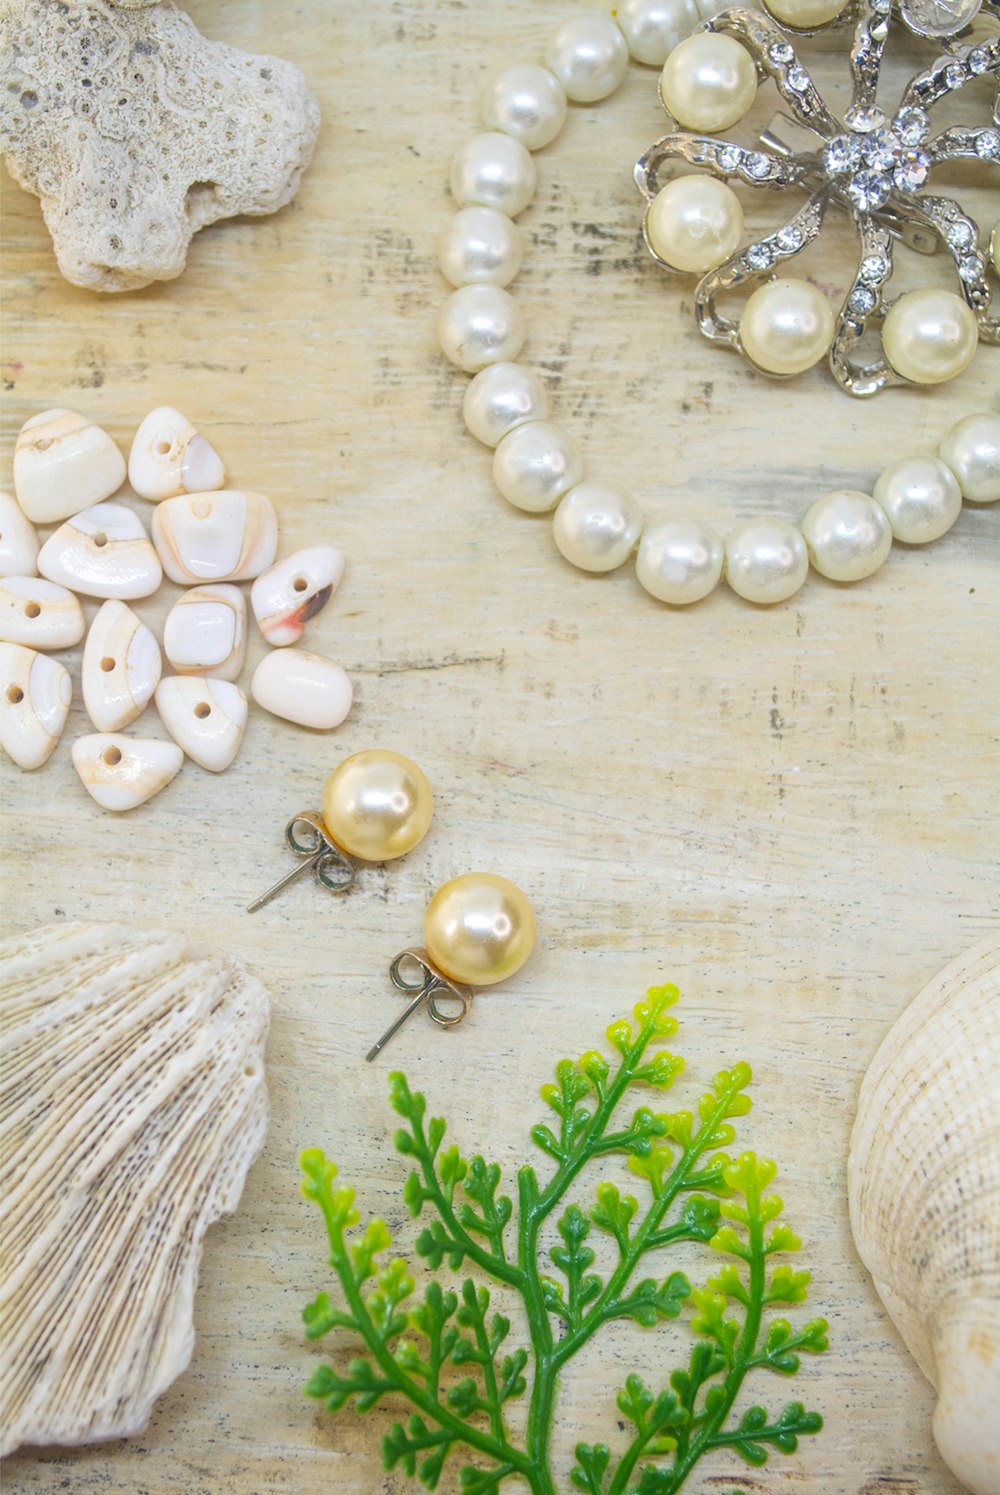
[[571, 1441, 611, 1493]]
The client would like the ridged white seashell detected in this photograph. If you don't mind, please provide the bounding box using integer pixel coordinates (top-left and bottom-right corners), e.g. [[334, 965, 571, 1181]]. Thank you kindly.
[[250, 544, 346, 646], [0, 492, 39, 578], [0, 920, 269, 1454], [151, 491, 278, 584], [0, 642, 72, 770], [13, 409, 126, 524], [38, 503, 162, 599], [0, 576, 85, 650], [849, 936, 1000, 1495], [128, 406, 226, 502], [71, 733, 183, 811], [82, 599, 162, 732], [162, 583, 246, 680], [155, 675, 248, 772], [251, 647, 353, 729]]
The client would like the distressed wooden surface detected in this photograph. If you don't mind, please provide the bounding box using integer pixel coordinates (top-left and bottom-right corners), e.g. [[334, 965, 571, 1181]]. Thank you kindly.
[[1, 1, 998, 1492]]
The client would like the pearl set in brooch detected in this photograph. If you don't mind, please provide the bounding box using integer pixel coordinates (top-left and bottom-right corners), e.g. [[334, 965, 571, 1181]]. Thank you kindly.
[[0, 407, 353, 804], [436, 5, 1000, 606]]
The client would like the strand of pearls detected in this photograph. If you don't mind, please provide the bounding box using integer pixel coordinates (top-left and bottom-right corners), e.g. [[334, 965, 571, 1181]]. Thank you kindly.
[[436, 3, 1000, 605]]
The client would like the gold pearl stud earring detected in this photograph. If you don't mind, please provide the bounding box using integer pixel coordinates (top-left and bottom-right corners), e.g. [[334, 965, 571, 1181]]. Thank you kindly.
[[366, 872, 536, 1060], [248, 749, 433, 912]]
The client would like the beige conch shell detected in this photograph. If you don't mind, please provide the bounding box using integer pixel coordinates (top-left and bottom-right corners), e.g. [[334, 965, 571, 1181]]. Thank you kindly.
[[0, 920, 269, 1455], [849, 936, 1000, 1495]]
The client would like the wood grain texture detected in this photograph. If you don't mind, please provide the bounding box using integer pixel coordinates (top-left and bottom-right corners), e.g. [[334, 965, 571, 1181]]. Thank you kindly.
[[1, 1, 998, 1492]]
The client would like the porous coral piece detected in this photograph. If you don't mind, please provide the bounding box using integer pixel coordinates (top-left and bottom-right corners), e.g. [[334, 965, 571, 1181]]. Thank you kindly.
[[0, 921, 270, 1453], [0, 0, 320, 291]]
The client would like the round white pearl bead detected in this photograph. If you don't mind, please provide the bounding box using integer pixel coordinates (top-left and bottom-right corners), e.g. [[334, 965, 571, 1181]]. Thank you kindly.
[[659, 33, 757, 133], [450, 132, 537, 218], [438, 285, 525, 373], [552, 483, 643, 572], [438, 206, 523, 288], [481, 64, 567, 150], [724, 519, 808, 604], [764, 0, 848, 25], [802, 489, 892, 581], [463, 363, 549, 448], [939, 412, 1000, 504], [873, 456, 962, 543], [493, 421, 584, 513], [544, 14, 629, 103], [739, 278, 834, 376], [882, 289, 979, 385], [636, 516, 724, 603], [645, 175, 743, 273], [616, 0, 700, 65]]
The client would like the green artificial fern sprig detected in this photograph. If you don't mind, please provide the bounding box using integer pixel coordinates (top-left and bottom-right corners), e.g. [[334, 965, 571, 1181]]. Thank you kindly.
[[300, 984, 827, 1495]]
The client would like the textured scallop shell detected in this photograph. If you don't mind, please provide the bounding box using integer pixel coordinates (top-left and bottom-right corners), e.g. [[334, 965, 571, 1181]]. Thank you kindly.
[[0, 921, 270, 1455], [849, 935, 1000, 1495]]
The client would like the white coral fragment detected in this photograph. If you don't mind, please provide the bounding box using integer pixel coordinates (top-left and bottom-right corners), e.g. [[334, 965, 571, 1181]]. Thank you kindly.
[[0, 0, 320, 292], [0, 921, 270, 1453]]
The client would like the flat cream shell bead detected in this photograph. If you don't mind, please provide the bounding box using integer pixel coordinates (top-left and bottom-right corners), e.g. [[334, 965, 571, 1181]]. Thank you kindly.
[[939, 412, 1000, 504], [250, 545, 346, 647], [251, 648, 353, 730], [162, 583, 246, 680], [322, 749, 433, 862], [0, 493, 39, 578], [0, 577, 84, 650], [37, 503, 162, 600], [659, 33, 757, 132], [423, 873, 536, 987], [82, 600, 162, 732], [13, 409, 126, 524], [873, 456, 962, 543], [802, 488, 893, 581], [882, 289, 979, 385], [463, 363, 549, 448], [155, 676, 248, 772], [127, 406, 225, 502], [740, 278, 835, 376], [0, 642, 72, 770], [645, 175, 743, 272], [552, 483, 643, 572], [71, 734, 184, 811], [724, 518, 809, 603], [636, 516, 724, 604], [151, 491, 278, 584]]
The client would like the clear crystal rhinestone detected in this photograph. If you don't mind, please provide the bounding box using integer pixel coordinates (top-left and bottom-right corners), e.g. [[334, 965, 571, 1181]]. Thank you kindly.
[[786, 64, 810, 91], [943, 61, 966, 89], [871, 0, 891, 12], [844, 105, 885, 134], [977, 130, 1000, 160], [893, 149, 930, 191], [945, 219, 976, 249], [823, 135, 863, 174], [959, 255, 984, 282], [968, 48, 990, 73], [769, 40, 793, 62], [845, 170, 892, 211], [849, 285, 877, 314], [900, 0, 982, 37], [865, 129, 900, 172], [746, 243, 774, 270], [745, 152, 771, 179], [894, 106, 929, 146], [718, 146, 742, 172], [776, 224, 806, 252], [860, 253, 889, 282]]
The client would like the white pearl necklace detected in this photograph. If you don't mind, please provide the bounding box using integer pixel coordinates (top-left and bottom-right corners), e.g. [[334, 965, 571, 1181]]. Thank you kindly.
[[436, 3, 1000, 606]]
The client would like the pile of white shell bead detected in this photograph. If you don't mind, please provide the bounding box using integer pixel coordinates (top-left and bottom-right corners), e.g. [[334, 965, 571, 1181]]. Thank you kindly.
[[437, 4, 1000, 608], [0, 407, 352, 809]]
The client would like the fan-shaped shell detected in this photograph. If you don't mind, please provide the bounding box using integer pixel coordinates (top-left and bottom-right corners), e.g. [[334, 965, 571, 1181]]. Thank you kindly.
[[848, 935, 1000, 1495], [0, 921, 270, 1455]]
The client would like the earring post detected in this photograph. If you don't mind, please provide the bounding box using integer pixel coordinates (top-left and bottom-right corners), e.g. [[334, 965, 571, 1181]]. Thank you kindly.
[[366, 989, 427, 1061], [246, 851, 323, 913]]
